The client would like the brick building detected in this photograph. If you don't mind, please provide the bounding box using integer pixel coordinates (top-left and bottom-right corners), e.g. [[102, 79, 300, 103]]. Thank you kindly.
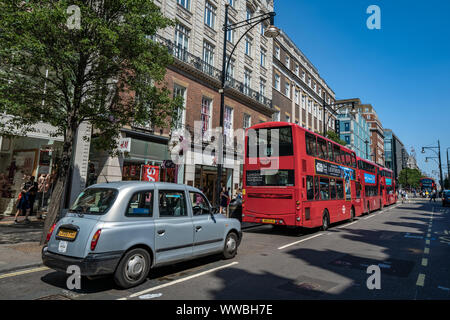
[[89, 0, 276, 204], [272, 29, 336, 134], [357, 104, 385, 166]]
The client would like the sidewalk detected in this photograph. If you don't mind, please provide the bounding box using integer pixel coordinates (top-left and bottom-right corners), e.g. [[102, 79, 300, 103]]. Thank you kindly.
[[0, 216, 45, 274]]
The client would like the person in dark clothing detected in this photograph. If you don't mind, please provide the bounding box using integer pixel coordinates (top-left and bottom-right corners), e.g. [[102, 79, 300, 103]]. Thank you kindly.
[[27, 176, 38, 217], [219, 186, 229, 215]]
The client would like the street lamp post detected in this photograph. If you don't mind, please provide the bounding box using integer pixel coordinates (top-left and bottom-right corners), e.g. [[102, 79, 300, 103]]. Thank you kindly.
[[216, 4, 279, 208], [364, 139, 369, 160], [422, 140, 444, 194], [446, 147, 450, 188]]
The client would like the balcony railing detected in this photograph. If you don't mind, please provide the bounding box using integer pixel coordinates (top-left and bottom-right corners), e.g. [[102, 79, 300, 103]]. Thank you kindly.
[[155, 35, 272, 109]]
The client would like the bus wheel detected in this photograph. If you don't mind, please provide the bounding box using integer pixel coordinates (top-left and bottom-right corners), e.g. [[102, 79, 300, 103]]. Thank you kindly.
[[322, 211, 330, 231], [367, 202, 371, 215], [380, 200, 384, 210], [349, 207, 355, 222]]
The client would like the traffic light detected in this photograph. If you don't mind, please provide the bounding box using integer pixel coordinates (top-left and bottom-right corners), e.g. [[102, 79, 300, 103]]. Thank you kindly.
[[335, 119, 340, 135]]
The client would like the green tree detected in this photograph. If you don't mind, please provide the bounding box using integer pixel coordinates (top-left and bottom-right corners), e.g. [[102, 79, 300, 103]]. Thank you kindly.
[[398, 168, 423, 188], [326, 130, 347, 146], [0, 0, 182, 243]]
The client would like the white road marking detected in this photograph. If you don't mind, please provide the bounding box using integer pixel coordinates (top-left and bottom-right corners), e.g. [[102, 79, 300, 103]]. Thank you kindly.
[[118, 262, 239, 300], [278, 233, 324, 250], [337, 221, 358, 228], [416, 274, 426, 287], [0, 267, 49, 280], [363, 214, 376, 220]]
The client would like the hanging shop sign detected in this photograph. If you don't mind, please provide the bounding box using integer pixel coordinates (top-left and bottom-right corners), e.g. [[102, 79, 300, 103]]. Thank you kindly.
[[141, 165, 160, 182]]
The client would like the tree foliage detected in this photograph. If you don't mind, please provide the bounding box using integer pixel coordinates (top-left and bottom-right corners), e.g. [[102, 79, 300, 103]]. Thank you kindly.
[[398, 168, 423, 188], [0, 0, 183, 243], [326, 130, 347, 146]]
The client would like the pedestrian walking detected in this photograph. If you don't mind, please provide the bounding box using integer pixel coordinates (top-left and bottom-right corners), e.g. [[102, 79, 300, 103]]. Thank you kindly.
[[430, 189, 437, 202], [14, 175, 33, 224], [219, 186, 229, 216]]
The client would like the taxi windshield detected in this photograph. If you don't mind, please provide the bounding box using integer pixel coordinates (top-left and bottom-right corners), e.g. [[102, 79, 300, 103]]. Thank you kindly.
[[69, 188, 118, 215]]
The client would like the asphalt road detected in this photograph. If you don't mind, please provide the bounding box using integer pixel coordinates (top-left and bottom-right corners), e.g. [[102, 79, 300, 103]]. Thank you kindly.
[[0, 199, 449, 300]]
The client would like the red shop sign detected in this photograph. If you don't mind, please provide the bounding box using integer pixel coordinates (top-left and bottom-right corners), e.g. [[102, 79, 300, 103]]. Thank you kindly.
[[141, 165, 160, 182]]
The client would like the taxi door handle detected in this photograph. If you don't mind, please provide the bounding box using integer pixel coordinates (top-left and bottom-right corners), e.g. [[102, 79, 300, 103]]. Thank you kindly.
[[157, 229, 165, 235], [195, 226, 202, 232]]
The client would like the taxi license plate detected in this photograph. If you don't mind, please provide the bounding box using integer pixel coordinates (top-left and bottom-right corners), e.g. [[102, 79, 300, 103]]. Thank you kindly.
[[262, 219, 276, 224], [57, 229, 77, 240]]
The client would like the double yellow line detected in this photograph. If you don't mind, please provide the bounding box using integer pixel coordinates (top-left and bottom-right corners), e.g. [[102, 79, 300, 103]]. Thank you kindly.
[[0, 266, 49, 280]]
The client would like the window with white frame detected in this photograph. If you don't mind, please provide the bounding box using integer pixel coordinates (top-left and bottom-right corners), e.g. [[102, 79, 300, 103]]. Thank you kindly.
[[226, 18, 234, 43], [245, 36, 252, 57], [302, 95, 306, 109], [224, 106, 233, 145], [274, 73, 280, 91], [225, 55, 235, 80], [261, 22, 267, 35], [204, 1, 216, 29], [246, 6, 253, 20], [177, 0, 190, 10], [308, 99, 312, 113], [243, 113, 251, 130], [203, 41, 214, 66], [285, 82, 290, 98], [273, 110, 280, 121], [302, 70, 306, 80], [173, 84, 186, 129], [275, 45, 280, 59], [285, 55, 290, 68], [174, 23, 190, 60], [259, 78, 266, 98], [295, 64, 299, 76], [228, 0, 235, 7], [286, 114, 290, 123], [295, 89, 300, 105], [244, 68, 252, 95], [260, 47, 266, 67], [201, 97, 212, 138]]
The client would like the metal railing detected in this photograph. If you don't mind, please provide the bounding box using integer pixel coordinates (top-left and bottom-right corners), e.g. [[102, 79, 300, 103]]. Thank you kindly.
[[155, 35, 272, 109]]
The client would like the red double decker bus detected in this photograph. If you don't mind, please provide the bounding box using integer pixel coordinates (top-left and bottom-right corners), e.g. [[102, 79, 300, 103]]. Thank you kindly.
[[355, 157, 381, 213], [242, 122, 363, 231], [379, 167, 396, 206], [419, 177, 436, 196]]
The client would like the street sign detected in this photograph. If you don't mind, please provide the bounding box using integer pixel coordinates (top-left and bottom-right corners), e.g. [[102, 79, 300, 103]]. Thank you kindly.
[[118, 138, 131, 153]]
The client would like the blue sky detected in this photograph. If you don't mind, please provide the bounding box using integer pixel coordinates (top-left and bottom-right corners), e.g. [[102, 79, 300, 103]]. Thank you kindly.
[[275, 0, 450, 183]]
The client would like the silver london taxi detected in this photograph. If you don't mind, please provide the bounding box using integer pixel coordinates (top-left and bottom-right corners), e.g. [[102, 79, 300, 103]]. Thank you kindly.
[[42, 182, 242, 288]]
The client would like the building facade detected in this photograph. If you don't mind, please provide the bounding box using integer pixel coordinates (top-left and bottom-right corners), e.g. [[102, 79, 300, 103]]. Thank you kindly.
[[357, 104, 385, 166], [384, 129, 407, 179], [272, 29, 336, 133], [337, 102, 371, 160], [90, 0, 276, 204]]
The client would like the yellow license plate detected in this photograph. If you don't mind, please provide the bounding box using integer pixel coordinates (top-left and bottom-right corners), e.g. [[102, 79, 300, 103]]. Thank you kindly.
[[57, 229, 77, 240], [262, 219, 276, 224]]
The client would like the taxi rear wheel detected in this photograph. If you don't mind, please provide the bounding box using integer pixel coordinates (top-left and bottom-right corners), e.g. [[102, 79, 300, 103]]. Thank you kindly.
[[114, 248, 151, 289], [222, 232, 238, 259]]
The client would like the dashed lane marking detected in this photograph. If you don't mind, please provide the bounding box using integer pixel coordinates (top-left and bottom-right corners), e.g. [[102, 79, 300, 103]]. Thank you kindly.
[[278, 233, 324, 250], [424, 247, 430, 254], [118, 262, 239, 300], [421, 258, 428, 267], [416, 274, 426, 287]]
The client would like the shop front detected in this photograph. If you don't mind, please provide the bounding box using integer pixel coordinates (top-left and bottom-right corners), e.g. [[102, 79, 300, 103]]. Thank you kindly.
[[0, 128, 64, 216], [88, 130, 180, 186]]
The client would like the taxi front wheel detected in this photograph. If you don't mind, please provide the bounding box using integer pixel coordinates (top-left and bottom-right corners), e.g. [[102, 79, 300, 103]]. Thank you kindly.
[[114, 248, 151, 289]]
